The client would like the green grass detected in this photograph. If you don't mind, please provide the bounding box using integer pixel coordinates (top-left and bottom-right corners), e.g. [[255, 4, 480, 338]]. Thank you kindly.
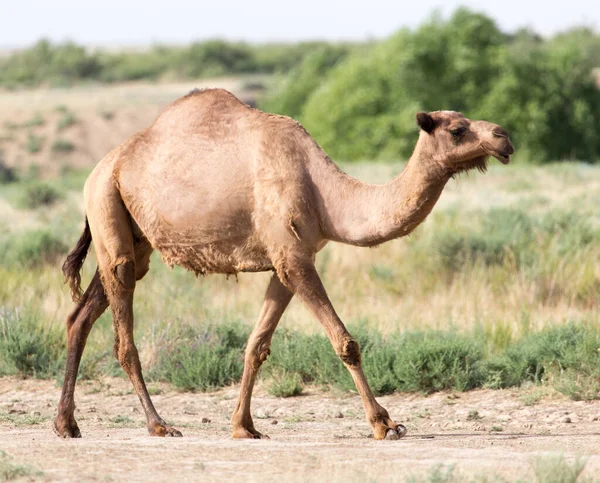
[[532, 455, 589, 483], [51, 139, 75, 153], [0, 451, 41, 481], [25, 133, 45, 154], [0, 163, 599, 401], [19, 182, 62, 208]]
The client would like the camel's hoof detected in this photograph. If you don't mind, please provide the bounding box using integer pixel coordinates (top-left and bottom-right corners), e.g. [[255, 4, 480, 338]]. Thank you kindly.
[[149, 424, 183, 437], [53, 419, 82, 439], [232, 427, 269, 440], [166, 427, 183, 437], [385, 424, 407, 441]]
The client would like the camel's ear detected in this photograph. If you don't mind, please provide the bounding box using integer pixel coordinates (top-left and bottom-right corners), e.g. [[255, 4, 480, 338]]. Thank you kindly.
[[416, 112, 435, 134]]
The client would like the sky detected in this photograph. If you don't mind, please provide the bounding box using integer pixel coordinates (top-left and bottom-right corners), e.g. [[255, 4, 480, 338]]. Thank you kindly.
[[2, 0, 598, 48]]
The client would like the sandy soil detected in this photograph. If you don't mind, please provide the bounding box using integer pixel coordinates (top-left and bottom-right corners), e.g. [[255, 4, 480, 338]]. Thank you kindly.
[[1, 377, 599, 482]]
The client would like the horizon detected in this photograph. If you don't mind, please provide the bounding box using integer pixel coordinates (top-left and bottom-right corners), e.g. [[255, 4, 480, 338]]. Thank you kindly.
[[2, 0, 598, 50]]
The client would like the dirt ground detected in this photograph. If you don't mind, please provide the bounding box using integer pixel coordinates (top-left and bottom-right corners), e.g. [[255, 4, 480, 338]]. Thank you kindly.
[[1, 377, 599, 482]]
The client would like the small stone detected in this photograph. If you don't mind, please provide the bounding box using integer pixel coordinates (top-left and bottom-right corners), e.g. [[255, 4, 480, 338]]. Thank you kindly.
[[95, 416, 103, 422], [201, 417, 211, 424], [270, 420, 278, 425], [130, 407, 139, 413], [88, 407, 97, 413], [592, 415, 599, 422], [563, 417, 572, 423], [335, 412, 344, 419], [31, 411, 41, 417]]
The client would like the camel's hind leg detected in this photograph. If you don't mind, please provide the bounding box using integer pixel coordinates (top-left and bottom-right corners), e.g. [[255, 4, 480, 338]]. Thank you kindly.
[[231, 274, 293, 439], [87, 182, 180, 437], [54, 269, 108, 438], [54, 239, 155, 438]]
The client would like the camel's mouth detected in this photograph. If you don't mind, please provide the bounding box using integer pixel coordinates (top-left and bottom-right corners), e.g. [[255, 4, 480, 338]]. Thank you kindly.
[[492, 152, 511, 165]]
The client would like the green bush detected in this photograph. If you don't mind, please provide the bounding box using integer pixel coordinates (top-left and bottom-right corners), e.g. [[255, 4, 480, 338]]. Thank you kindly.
[[391, 331, 485, 393], [150, 321, 250, 391], [0, 309, 65, 378], [25, 133, 45, 154], [266, 8, 600, 163], [485, 323, 600, 398], [267, 370, 304, 397], [20, 182, 62, 208], [56, 110, 77, 131], [0, 230, 68, 268], [0, 153, 17, 184], [51, 139, 75, 153]]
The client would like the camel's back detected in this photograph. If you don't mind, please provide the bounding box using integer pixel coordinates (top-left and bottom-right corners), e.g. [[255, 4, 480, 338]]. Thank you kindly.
[[111, 89, 318, 275]]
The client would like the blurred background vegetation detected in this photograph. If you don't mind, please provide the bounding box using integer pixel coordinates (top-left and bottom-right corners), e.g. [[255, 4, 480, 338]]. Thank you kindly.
[[1, 7, 600, 398], [2, 8, 600, 164]]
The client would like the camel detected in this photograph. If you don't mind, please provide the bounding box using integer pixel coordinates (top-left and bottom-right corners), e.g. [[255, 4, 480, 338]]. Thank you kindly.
[[54, 88, 514, 441]]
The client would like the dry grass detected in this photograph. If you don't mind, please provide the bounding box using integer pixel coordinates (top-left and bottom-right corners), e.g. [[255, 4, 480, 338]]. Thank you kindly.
[[2, 162, 600, 344]]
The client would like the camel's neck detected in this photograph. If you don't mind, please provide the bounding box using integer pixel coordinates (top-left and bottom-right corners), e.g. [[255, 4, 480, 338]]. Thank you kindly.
[[310, 147, 452, 247]]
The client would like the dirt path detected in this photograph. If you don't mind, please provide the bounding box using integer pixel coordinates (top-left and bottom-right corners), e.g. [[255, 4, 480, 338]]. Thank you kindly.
[[1, 377, 599, 482]]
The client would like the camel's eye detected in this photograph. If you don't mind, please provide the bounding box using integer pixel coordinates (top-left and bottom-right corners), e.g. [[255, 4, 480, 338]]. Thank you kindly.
[[450, 127, 467, 138]]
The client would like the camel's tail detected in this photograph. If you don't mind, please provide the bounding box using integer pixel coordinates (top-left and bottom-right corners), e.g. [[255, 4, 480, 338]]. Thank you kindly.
[[63, 216, 92, 302]]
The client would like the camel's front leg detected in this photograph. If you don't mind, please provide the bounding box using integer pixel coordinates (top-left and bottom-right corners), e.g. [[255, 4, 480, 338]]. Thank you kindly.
[[281, 258, 407, 441], [231, 274, 293, 439]]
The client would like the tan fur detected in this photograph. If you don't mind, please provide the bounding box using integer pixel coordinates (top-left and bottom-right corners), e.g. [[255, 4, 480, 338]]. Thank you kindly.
[[55, 89, 514, 441]]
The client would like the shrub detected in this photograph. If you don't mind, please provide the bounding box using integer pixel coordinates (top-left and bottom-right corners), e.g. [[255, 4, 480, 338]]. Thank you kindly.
[[56, 111, 77, 131], [267, 370, 304, 397], [20, 182, 61, 208], [0, 309, 65, 378], [485, 323, 600, 398], [391, 331, 485, 393], [51, 139, 75, 153], [0, 153, 17, 184], [25, 133, 44, 154], [0, 230, 68, 268], [150, 321, 250, 391]]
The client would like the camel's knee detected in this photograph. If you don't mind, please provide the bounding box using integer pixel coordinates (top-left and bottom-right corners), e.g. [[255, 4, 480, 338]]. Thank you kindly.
[[245, 336, 272, 370], [116, 339, 139, 369], [335, 336, 361, 367], [114, 260, 135, 291]]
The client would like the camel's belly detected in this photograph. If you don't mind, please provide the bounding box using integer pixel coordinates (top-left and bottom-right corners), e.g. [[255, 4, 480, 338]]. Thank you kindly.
[[152, 235, 273, 275]]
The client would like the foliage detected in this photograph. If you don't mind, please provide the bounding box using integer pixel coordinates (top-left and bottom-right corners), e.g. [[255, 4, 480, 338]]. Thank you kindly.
[[20, 182, 62, 208], [0, 38, 360, 87], [150, 321, 250, 391], [0, 229, 68, 268], [267, 8, 600, 163], [0, 309, 65, 378]]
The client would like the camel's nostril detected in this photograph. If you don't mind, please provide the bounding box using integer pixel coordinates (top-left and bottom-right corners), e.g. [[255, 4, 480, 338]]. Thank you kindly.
[[492, 127, 509, 138]]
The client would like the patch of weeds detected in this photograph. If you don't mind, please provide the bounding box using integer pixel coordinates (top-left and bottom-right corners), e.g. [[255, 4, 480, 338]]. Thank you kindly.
[[283, 415, 302, 423], [532, 455, 588, 483], [0, 153, 17, 184], [110, 415, 134, 425], [150, 321, 250, 391], [147, 386, 163, 396], [407, 464, 457, 483], [0, 451, 42, 481], [490, 426, 503, 432], [21, 114, 45, 128], [19, 182, 62, 208], [0, 412, 49, 426], [24, 133, 45, 154], [98, 109, 115, 120], [51, 139, 75, 153], [467, 410, 483, 421], [267, 370, 303, 397], [520, 388, 544, 406], [56, 108, 77, 131], [0, 229, 68, 268], [0, 308, 65, 378]]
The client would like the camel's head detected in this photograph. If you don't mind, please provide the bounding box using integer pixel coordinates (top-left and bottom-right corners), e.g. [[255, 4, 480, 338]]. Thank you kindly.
[[415, 110, 514, 173]]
